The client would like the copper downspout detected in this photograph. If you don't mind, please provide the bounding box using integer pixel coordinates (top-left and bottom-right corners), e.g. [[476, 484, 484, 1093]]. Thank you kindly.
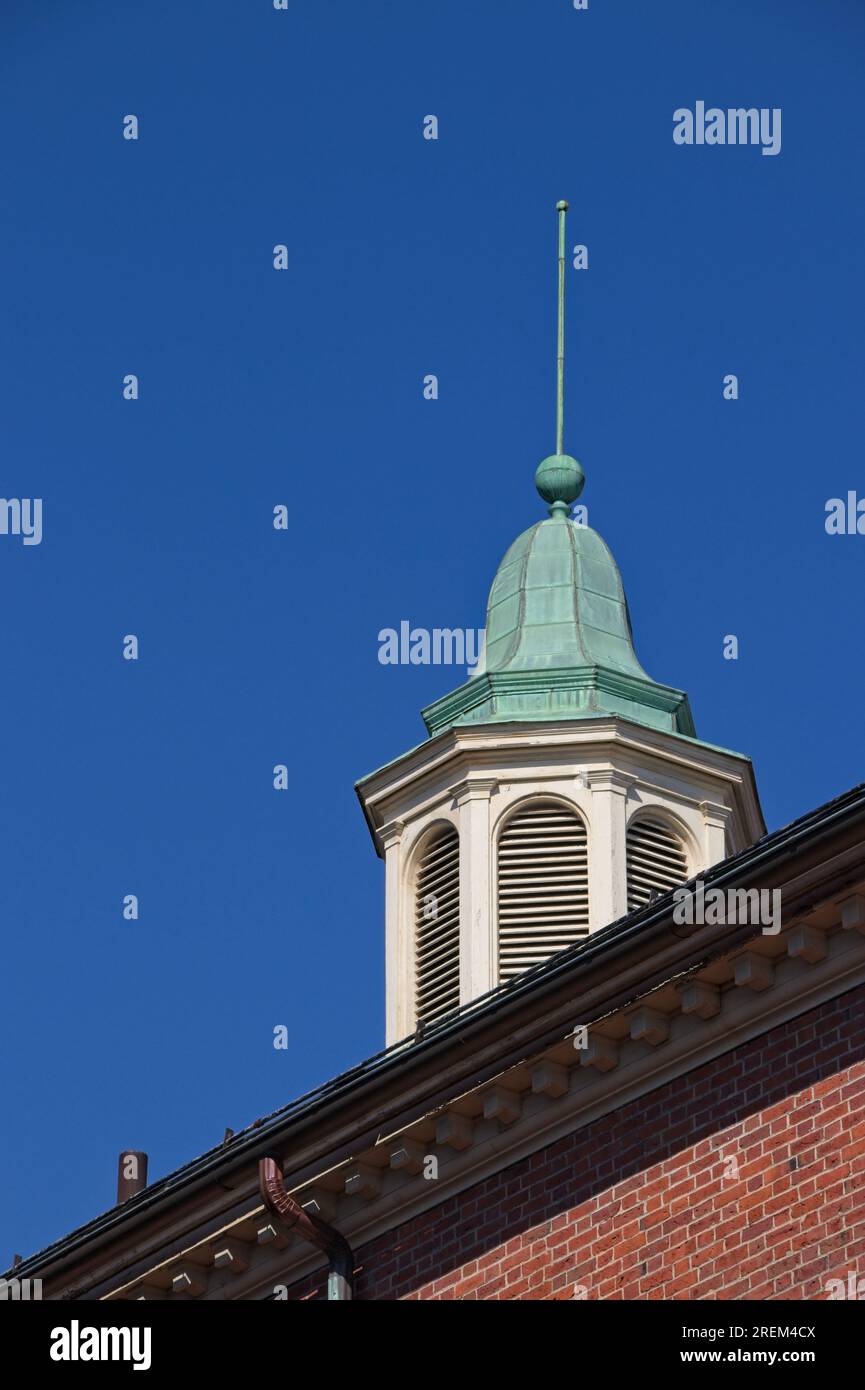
[[258, 1157, 355, 1301]]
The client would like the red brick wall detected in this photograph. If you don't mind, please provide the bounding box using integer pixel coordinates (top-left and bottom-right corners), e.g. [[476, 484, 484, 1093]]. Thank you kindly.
[[287, 984, 865, 1300]]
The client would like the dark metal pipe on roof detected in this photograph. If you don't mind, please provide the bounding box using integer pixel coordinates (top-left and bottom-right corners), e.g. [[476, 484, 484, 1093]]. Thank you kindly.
[[259, 1157, 354, 1302], [117, 1151, 148, 1204]]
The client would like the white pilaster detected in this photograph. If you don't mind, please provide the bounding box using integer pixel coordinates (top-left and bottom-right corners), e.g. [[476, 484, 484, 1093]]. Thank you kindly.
[[381, 821, 405, 1046], [455, 779, 497, 1002], [588, 769, 630, 929], [700, 799, 733, 868]]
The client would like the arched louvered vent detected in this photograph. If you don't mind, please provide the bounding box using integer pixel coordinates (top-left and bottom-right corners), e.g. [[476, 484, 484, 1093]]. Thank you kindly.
[[414, 826, 461, 1025], [497, 800, 589, 982], [626, 815, 689, 911]]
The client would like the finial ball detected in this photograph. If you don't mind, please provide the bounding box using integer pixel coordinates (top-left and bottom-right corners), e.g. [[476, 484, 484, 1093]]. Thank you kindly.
[[535, 453, 585, 509], [556, 199, 569, 211]]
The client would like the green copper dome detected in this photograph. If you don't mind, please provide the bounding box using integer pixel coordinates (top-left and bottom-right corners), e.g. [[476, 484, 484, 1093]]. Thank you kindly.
[[422, 512, 695, 739], [480, 516, 648, 676]]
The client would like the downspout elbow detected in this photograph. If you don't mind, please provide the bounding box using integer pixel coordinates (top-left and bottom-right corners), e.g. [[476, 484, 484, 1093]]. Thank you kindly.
[[259, 1157, 355, 1301]]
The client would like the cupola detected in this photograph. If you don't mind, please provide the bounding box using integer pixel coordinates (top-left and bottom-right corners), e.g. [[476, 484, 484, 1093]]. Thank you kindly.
[[357, 201, 765, 1045]]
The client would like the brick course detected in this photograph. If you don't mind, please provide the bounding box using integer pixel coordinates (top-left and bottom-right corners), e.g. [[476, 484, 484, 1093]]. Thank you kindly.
[[286, 984, 865, 1300]]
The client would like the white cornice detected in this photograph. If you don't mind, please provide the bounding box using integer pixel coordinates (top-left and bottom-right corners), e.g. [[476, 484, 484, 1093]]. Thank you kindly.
[[358, 716, 764, 855]]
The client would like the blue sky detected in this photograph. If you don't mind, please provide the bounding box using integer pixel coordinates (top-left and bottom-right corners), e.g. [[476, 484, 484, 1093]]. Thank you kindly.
[[2, 0, 863, 1260]]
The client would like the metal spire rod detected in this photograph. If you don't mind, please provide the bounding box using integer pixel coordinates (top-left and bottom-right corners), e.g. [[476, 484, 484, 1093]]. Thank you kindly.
[[556, 199, 568, 456]]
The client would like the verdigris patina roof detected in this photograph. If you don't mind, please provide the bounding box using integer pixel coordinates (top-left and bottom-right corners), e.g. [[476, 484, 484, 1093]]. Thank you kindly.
[[422, 509, 695, 738], [481, 516, 649, 677]]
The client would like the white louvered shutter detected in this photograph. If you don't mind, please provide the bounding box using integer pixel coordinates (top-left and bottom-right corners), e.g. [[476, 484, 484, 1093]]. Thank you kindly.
[[414, 827, 461, 1024], [626, 816, 689, 911], [497, 800, 589, 982]]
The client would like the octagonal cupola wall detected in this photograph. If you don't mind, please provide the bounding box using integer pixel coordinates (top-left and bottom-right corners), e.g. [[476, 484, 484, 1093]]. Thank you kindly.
[[355, 201, 765, 1046]]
